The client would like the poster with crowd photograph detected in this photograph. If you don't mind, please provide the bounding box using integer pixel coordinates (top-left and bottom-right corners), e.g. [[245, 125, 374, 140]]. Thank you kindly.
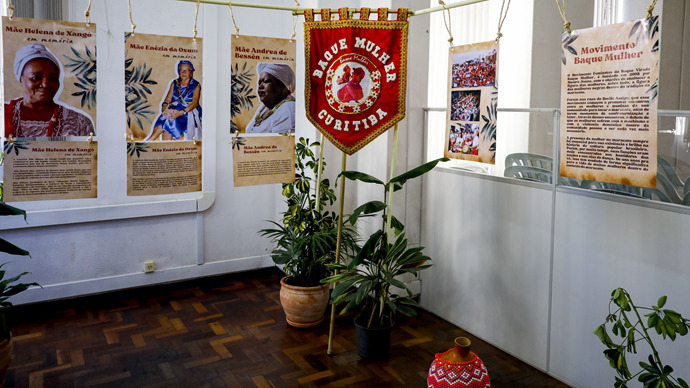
[[444, 40, 498, 164], [560, 18, 659, 188], [231, 135, 295, 187], [2, 17, 97, 201], [125, 33, 202, 196], [231, 35, 296, 135]]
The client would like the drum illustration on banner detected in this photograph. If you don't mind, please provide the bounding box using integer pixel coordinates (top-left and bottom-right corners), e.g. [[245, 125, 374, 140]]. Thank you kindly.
[[304, 8, 409, 155]]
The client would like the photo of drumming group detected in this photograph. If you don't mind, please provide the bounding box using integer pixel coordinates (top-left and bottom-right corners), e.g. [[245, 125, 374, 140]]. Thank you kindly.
[[444, 41, 498, 163]]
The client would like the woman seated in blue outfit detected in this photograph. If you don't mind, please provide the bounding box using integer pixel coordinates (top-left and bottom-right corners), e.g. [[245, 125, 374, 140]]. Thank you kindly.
[[146, 60, 202, 141]]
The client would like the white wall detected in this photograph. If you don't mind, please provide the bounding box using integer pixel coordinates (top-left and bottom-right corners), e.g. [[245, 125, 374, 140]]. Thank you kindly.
[[419, 1, 690, 387]]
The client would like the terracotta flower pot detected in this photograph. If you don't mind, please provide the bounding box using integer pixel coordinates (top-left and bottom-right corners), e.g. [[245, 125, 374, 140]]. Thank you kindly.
[[0, 338, 12, 388], [279, 277, 330, 328]]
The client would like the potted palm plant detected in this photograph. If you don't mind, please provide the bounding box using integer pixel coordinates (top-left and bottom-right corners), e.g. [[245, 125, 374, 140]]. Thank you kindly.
[[323, 157, 447, 359], [261, 137, 357, 328], [0, 194, 39, 385]]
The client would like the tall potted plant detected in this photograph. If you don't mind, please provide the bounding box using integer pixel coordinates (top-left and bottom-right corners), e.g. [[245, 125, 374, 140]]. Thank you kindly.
[[261, 138, 357, 328], [0, 194, 39, 385], [323, 157, 447, 359]]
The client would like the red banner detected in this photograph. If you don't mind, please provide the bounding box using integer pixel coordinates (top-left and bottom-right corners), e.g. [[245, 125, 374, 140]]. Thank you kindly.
[[304, 8, 409, 155]]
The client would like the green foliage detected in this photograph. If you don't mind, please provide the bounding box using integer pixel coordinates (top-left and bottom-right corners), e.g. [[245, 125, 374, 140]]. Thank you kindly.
[[0, 197, 39, 342], [260, 138, 357, 287], [594, 288, 690, 388], [323, 157, 448, 328], [125, 57, 157, 131], [230, 62, 257, 134], [64, 46, 97, 110], [3, 139, 30, 158]]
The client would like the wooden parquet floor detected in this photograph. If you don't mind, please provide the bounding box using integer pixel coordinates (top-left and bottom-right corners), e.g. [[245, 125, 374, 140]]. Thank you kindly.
[[7, 267, 570, 387]]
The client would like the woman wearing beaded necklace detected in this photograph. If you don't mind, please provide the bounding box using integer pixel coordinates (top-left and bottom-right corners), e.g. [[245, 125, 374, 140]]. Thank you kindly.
[[245, 63, 295, 134], [4, 43, 95, 138], [146, 60, 202, 141]]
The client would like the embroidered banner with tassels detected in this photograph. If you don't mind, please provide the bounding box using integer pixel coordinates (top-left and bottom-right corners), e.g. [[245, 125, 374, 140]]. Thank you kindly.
[[304, 7, 409, 155]]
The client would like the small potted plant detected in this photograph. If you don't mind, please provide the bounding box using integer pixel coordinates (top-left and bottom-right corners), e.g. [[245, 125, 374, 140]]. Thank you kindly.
[[261, 137, 357, 328], [0, 199, 39, 386], [323, 157, 447, 359]]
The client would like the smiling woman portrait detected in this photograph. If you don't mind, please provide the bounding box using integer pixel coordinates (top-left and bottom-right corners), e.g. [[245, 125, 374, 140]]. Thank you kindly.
[[4, 43, 95, 138], [245, 63, 295, 134], [146, 60, 202, 141]]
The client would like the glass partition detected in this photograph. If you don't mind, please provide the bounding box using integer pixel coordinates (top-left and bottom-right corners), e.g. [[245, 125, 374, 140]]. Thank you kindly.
[[425, 107, 690, 207]]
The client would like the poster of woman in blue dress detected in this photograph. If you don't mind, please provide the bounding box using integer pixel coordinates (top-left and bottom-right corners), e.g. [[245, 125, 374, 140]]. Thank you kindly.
[[146, 60, 202, 141]]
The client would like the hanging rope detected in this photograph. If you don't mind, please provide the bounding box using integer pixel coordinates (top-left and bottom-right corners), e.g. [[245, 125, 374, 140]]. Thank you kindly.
[[6, 0, 14, 20], [228, 0, 240, 37], [555, 0, 571, 35], [496, 0, 511, 41], [290, 0, 299, 41], [193, 0, 200, 40], [84, 0, 92, 25], [438, 0, 453, 47], [128, 0, 137, 34], [646, 0, 657, 20]]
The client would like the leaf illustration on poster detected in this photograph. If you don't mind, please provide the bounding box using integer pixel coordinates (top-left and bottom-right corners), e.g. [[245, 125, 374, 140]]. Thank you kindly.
[[64, 46, 97, 110], [3, 140, 30, 157], [230, 63, 257, 134], [444, 40, 499, 164], [230, 35, 296, 135], [560, 17, 659, 188]]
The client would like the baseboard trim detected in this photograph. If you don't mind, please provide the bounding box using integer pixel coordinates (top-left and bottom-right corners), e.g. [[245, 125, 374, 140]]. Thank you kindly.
[[14, 255, 275, 306]]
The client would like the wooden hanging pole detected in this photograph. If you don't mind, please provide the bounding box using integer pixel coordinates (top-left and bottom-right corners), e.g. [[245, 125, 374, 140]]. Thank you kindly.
[[314, 133, 325, 213], [176, 0, 488, 17], [193, 0, 200, 40], [327, 152, 348, 355], [386, 124, 400, 241]]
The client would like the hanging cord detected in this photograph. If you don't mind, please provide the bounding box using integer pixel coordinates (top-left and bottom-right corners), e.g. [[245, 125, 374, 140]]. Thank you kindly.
[[128, 0, 137, 34], [495, 0, 511, 41], [193, 0, 200, 40], [228, 0, 240, 37], [438, 0, 453, 47], [6, 0, 14, 20], [84, 0, 92, 25], [555, 0, 571, 35], [290, 0, 299, 41], [646, 0, 657, 20]]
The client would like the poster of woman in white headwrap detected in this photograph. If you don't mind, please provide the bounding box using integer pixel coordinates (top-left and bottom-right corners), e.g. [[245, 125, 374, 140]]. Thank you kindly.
[[2, 17, 97, 138], [2, 17, 97, 202], [231, 36, 296, 134]]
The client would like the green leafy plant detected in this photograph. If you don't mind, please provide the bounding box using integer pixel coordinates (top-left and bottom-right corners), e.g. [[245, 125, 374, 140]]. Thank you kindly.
[[0, 152, 39, 342], [323, 157, 448, 328], [260, 137, 357, 287], [64, 46, 97, 110], [125, 56, 158, 132], [594, 287, 690, 388], [230, 63, 257, 134]]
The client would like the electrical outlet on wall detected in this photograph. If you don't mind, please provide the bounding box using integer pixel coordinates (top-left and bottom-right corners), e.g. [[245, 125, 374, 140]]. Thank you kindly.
[[144, 260, 155, 273]]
